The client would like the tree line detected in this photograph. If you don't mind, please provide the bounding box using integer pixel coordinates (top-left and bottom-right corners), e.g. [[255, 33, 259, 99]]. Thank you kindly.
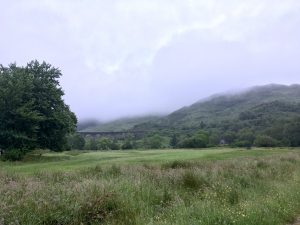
[[1, 61, 299, 160], [68, 118, 300, 151]]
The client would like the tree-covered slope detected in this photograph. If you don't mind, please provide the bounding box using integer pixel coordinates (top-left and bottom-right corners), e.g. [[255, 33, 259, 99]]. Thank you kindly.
[[76, 84, 300, 148], [135, 85, 300, 130], [79, 116, 161, 132]]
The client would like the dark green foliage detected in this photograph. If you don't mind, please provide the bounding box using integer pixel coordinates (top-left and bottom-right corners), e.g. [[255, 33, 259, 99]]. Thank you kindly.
[[109, 140, 121, 150], [179, 130, 209, 148], [169, 134, 178, 148], [121, 138, 134, 150], [67, 134, 85, 150], [1, 149, 25, 161], [97, 138, 112, 150], [96, 138, 120, 150], [208, 133, 221, 146], [223, 131, 237, 144], [85, 138, 98, 150], [83, 137, 121, 150], [26, 61, 77, 151], [283, 117, 300, 147], [0, 61, 77, 155], [143, 134, 163, 149], [121, 141, 133, 150], [232, 128, 255, 147], [0, 64, 42, 151], [254, 135, 279, 147], [233, 141, 252, 148]]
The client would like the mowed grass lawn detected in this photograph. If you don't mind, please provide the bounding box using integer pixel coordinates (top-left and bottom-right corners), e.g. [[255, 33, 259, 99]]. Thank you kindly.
[[1, 148, 300, 225]]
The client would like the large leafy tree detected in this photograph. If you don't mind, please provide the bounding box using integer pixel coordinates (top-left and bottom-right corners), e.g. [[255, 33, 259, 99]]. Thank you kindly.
[[0, 61, 77, 153]]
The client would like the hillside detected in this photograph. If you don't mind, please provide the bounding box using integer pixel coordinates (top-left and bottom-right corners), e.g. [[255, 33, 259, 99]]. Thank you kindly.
[[78, 84, 300, 147], [131, 84, 300, 130], [79, 115, 161, 132]]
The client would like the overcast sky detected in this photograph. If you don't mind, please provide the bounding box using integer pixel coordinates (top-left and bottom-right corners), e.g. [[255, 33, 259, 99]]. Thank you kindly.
[[1, 0, 300, 121]]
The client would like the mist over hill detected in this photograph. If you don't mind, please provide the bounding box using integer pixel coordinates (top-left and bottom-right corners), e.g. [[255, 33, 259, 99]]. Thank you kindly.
[[80, 84, 300, 135], [78, 116, 162, 132], [153, 84, 300, 129]]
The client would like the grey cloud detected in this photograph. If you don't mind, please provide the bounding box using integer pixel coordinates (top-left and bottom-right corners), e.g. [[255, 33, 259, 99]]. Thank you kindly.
[[1, 0, 300, 121]]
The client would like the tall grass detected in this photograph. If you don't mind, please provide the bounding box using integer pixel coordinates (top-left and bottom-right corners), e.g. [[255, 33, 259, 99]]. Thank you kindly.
[[1, 153, 300, 224]]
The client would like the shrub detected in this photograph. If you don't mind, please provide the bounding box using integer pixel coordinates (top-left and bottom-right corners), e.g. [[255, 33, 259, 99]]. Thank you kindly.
[[179, 130, 209, 148], [84, 138, 98, 150], [254, 135, 279, 147], [121, 140, 133, 150], [143, 134, 163, 149], [1, 149, 25, 161], [232, 140, 252, 148], [97, 137, 112, 150], [67, 134, 85, 150], [109, 141, 120, 150]]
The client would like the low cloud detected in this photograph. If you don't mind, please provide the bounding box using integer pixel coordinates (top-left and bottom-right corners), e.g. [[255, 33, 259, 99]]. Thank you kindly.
[[1, 0, 300, 120]]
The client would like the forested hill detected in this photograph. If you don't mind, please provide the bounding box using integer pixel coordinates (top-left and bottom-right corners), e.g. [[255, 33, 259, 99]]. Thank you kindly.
[[78, 116, 161, 132], [81, 84, 300, 133], [155, 84, 300, 128], [130, 84, 300, 147], [78, 84, 300, 147]]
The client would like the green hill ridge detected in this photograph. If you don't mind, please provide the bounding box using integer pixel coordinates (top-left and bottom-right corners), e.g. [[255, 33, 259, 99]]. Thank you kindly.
[[78, 84, 300, 148]]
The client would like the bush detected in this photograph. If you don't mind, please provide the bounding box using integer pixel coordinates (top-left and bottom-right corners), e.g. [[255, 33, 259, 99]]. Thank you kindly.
[[143, 134, 163, 149], [67, 134, 85, 150], [254, 135, 279, 147], [1, 149, 25, 161], [232, 140, 252, 148], [121, 140, 133, 150], [179, 131, 209, 148], [97, 138, 112, 150], [109, 141, 120, 150], [169, 134, 178, 148], [85, 138, 98, 150]]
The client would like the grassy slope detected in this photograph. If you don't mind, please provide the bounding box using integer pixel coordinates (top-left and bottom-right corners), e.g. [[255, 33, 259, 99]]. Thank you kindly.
[[0, 148, 290, 174]]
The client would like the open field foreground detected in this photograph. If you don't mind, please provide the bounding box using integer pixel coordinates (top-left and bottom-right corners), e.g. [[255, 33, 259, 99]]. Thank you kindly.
[[1, 148, 300, 225]]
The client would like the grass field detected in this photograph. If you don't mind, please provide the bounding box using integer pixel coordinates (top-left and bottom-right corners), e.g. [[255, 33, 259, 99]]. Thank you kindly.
[[1, 148, 300, 225], [0, 148, 291, 174]]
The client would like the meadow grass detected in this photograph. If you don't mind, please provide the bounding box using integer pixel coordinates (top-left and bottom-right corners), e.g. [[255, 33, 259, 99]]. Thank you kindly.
[[1, 148, 300, 225], [0, 148, 289, 174]]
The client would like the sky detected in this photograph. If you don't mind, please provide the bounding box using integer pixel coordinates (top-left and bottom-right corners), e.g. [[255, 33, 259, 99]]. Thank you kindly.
[[1, 0, 300, 121]]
